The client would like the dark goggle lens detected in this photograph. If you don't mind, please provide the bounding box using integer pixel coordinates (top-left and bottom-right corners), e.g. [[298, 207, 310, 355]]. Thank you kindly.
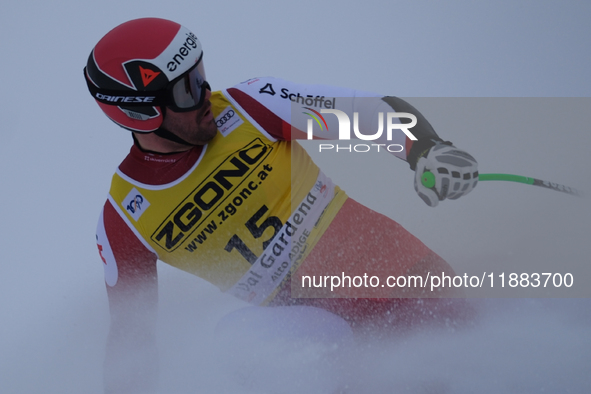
[[170, 60, 208, 110]]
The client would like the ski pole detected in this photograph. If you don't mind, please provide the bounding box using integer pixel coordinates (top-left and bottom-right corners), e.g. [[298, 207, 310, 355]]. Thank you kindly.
[[420, 171, 585, 197]]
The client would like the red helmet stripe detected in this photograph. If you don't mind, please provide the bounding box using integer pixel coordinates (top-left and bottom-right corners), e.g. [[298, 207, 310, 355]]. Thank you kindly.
[[94, 18, 180, 87]]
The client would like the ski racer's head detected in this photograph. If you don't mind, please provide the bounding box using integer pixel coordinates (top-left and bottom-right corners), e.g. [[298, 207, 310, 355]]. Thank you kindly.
[[84, 18, 210, 137]]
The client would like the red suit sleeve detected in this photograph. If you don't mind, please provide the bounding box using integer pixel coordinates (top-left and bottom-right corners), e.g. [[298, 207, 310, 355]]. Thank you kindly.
[[97, 200, 160, 393], [96, 200, 158, 311]]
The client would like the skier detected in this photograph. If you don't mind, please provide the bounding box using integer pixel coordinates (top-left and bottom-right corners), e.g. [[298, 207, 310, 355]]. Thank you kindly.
[[85, 17, 478, 393]]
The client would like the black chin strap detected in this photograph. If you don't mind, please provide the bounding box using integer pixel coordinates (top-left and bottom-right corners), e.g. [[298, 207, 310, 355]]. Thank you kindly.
[[132, 131, 196, 154], [151, 106, 196, 147], [152, 127, 196, 146]]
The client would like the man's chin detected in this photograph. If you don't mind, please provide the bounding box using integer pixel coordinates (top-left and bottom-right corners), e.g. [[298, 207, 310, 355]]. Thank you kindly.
[[193, 122, 217, 144]]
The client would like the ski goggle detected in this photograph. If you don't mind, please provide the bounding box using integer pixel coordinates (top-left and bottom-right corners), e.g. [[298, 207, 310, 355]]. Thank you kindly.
[[84, 56, 210, 111], [167, 58, 210, 112]]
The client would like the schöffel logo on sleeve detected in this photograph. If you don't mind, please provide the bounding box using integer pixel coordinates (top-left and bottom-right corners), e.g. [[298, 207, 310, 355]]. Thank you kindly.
[[257, 82, 337, 109], [122, 188, 151, 221]]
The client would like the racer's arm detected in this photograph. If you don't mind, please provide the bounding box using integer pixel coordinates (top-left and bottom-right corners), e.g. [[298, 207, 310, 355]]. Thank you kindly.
[[227, 77, 478, 206], [97, 201, 159, 393], [226, 78, 440, 163]]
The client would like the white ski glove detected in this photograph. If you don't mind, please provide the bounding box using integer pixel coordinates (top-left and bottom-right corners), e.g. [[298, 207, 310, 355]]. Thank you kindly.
[[413, 142, 479, 207]]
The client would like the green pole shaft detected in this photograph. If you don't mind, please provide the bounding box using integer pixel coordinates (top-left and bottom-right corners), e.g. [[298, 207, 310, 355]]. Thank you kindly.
[[478, 173, 534, 184], [420, 171, 584, 197]]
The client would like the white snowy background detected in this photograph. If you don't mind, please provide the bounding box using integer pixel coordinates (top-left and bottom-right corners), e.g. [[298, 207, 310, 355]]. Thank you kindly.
[[1, 0, 590, 393]]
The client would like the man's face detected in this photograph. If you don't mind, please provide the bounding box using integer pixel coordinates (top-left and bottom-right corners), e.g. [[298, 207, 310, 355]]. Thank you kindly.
[[161, 89, 217, 145]]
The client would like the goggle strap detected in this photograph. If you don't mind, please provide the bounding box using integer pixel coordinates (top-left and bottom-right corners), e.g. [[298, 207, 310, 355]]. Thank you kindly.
[[84, 68, 168, 107]]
